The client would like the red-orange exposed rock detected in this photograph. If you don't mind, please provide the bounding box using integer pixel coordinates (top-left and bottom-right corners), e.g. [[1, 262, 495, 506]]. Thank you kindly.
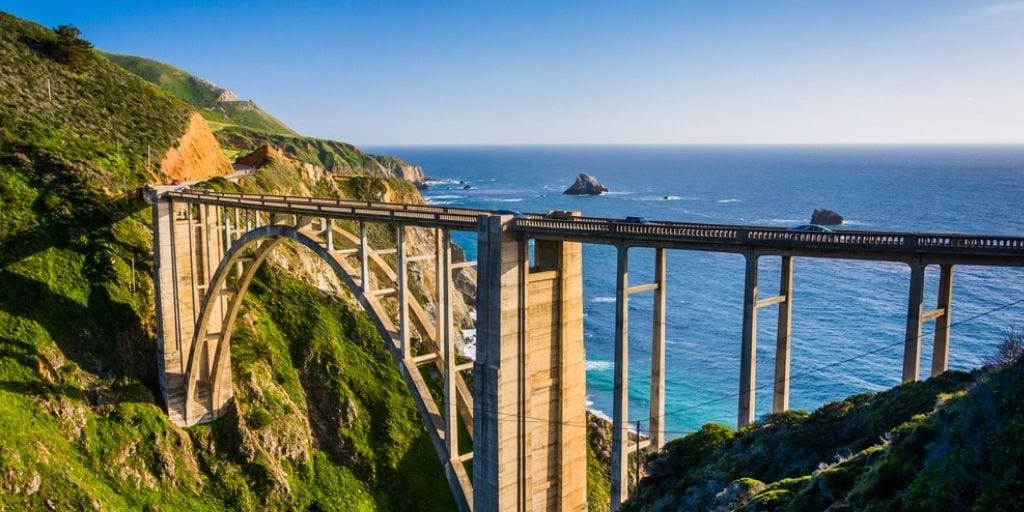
[[235, 144, 284, 169], [159, 113, 232, 182]]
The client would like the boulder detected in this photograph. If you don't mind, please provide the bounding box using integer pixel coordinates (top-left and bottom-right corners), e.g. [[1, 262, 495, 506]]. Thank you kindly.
[[810, 208, 844, 225], [563, 173, 608, 195]]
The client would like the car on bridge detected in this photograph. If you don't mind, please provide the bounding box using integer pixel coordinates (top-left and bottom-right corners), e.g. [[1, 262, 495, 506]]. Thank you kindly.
[[789, 224, 833, 233]]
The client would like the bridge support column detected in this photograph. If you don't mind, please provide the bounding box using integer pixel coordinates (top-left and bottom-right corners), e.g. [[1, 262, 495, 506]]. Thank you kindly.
[[903, 262, 926, 383], [773, 256, 794, 414], [397, 224, 410, 359], [649, 247, 668, 451], [611, 245, 631, 510], [359, 221, 370, 292], [931, 265, 954, 377], [738, 253, 759, 428], [474, 213, 586, 512]]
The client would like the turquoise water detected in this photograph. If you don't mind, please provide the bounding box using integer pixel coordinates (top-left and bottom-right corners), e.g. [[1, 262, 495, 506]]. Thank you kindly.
[[368, 145, 1024, 436]]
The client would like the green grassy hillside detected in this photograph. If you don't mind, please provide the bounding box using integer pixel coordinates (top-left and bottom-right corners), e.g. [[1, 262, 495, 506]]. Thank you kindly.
[[0, 12, 453, 510], [622, 357, 1024, 512], [105, 53, 297, 136]]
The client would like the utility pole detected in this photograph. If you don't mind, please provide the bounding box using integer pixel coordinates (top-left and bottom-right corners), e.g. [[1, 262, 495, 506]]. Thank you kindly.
[[130, 251, 136, 293], [46, 77, 52, 101]]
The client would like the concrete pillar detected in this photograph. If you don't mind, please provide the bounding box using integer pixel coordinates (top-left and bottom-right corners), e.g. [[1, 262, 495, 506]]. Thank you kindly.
[[931, 264, 954, 377], [903, 262, 926, 383], [441, 229, 457, 461], [324, 218, 334, 252], [649, 248, 667, 451], [397, 224, 410, 359], [474, 214, 586, 512], [611, 245, 630, 510], [738, 253, 759, 428], [474, 215, 527, 512], [773, 256, 794, 414], [360, 221, 370, 293]]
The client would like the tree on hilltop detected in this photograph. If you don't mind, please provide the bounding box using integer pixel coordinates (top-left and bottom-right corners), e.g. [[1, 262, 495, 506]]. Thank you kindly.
[[49, 24, 94, 69]]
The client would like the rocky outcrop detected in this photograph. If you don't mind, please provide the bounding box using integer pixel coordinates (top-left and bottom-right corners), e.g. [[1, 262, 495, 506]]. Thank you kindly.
[[381, 159, 426, 184], [159, 112, 232, 182], [564, 173, 608, 195], [235, 144, 281, 169], [810, 208, 844, 225]]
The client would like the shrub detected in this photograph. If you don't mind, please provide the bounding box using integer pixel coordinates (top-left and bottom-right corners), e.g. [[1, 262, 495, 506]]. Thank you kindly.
[[984, 326, 1024, 368], [48, 24, 93, 69]]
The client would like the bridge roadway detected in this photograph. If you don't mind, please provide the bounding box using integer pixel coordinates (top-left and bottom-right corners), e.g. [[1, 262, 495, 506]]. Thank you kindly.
[[168, 188, 1024, 266], [160, 188, 1024, 511]]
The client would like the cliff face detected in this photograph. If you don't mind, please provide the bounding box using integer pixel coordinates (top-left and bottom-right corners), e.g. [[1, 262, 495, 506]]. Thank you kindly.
[[158, 112, 232, 182]]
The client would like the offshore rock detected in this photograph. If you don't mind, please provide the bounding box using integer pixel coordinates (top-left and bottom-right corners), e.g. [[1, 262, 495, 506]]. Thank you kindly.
[[563, 173, 609, 195], [810, 208, 844, 225]]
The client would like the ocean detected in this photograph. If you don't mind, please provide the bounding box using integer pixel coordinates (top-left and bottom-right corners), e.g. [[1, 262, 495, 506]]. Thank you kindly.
[[366, 145, 1024, 436]]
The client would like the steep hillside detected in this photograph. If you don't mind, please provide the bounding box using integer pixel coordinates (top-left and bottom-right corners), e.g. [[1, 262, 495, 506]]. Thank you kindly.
[[104, 53, 297, 136], [0, 12, 454, 510], [216, 126, 426, 184], [622, 358, 1024, 512]]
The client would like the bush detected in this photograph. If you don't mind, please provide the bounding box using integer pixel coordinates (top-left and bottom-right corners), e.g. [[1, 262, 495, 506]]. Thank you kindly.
[[984, 326, 1024, 368], [49, 24, 93, 69]]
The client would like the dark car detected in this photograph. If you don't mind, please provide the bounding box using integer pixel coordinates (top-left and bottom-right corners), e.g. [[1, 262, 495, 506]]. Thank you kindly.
[[495, 209, 528, 219], [789, 224, 833, 233], [623, 216, 649, 224]]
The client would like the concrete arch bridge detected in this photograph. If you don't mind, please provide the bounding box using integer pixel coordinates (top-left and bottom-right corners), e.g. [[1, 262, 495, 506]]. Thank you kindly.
[[151, 188, 1024, 511]]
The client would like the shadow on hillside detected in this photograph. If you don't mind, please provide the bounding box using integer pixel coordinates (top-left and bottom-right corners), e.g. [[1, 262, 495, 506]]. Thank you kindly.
[[0, 189, 148, 267], [0, 190, 159, 404]]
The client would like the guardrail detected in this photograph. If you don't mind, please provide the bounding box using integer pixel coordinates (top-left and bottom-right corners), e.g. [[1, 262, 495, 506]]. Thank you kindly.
[[166, 190, 1024, 259], [166, 189, 484, 229]]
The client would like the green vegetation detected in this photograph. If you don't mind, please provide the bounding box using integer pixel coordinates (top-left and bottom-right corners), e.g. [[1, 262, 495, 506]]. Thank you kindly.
[[216, 125, 410, 176], [0, 11, 453, 510], [105, 53, 297, 136], [622, 356, 1024, 511]]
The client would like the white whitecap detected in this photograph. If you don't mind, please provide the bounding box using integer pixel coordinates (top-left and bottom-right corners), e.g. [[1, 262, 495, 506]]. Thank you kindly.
[[461, 341, 476, 360], [586, 360, 613, 371], [591, 296, 616, 303], [717, 198, 742, 203]]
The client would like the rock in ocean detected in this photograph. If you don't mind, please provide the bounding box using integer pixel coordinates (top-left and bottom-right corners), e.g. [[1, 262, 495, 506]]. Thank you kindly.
[[563, 173, 609, 195], [810, 208, 844, 225]]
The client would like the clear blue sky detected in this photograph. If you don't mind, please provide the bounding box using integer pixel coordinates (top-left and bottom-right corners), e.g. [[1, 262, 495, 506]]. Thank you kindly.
[[5, 1, 1023, 145]]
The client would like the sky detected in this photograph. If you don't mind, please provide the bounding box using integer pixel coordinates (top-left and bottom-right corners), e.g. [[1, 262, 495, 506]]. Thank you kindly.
[[4, 1, 1023, 145]]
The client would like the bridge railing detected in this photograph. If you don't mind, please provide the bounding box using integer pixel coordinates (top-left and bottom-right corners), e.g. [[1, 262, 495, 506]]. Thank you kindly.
[[512, 217, 1024, 257], [166, 189, 485, 229], [166, 189, 1024, 258]]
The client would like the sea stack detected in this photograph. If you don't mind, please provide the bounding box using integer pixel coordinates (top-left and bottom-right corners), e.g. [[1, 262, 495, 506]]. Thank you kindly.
[[563, 172, 609, 195], [810, 208, 844, 225]]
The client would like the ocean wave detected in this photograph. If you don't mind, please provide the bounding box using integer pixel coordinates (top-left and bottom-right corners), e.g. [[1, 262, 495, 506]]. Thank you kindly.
[[591, 296, 616, 303], [589, 408, 612, 422], [717, 198, 742, 203], [604, 191, 636, 196], [586, 360, 613, 371], [754, 218, 803, 225], [427, 194, 465, 200], [638, 195, 694, 201], [426, 199, 457, 205], [484, 198, 524, 203]]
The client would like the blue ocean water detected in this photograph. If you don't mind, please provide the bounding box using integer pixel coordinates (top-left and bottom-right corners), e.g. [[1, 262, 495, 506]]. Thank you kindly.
[[367, 145, 1024, 436]]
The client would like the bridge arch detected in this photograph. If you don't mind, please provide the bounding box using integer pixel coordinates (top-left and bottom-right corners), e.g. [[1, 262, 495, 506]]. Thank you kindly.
[[182, 224, 380, 422]]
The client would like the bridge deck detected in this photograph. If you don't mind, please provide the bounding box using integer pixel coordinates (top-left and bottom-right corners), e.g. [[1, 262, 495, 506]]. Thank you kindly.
[[166, 189, 1024, 266]]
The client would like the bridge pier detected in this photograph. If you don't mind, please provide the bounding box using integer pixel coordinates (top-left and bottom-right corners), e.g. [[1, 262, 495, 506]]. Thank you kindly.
[[610, 247, 668, 510], [738, 254, 795, 429], [474, 213, 587, 512], [903, 262, 955, 382]]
